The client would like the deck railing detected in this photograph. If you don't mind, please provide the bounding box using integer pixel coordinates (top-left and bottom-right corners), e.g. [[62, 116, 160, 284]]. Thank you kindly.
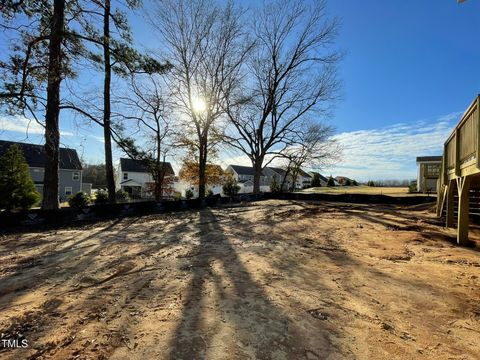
[[437, 95, 480, 217], [443, 95, 480, 180]]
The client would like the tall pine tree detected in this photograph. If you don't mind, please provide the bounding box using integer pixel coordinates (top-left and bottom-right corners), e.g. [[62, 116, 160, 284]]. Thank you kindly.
[[64, 0, 170, 203], [0, 1, 85, 210]]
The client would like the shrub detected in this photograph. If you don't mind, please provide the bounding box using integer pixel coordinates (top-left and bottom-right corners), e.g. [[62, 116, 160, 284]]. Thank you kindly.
[[94, 190, 109, 205], [367, 180, 376, 187], [172, 191, 182, 200], [327, 176, 335, 187], [115, 189, 130, 202], [68, 192, 90, 209], [352, 180, 358, 186], [270, 176, 281, 193], [0, 144, 40, 211], [345, 179, 352, 186], [185, 189, 194, 199], [408, 183, 417, 193], [310, 173, 321, 187], [206, 188, 214, 197], [223, 173, 240, 197], [19, 191, 41, 211]]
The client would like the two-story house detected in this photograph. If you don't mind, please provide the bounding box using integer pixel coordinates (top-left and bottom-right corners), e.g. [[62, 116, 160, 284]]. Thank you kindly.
[[0, 140, 83, 201], [266, 167, 313, 190], [116, 158, 175, 199], [296, 169, 312, 189], [226, 164, 314, 193], [266, 167, 291, 190], [308, 172, 329, 187], [416, 155, 442, 193], [225, 165, 271, 193]]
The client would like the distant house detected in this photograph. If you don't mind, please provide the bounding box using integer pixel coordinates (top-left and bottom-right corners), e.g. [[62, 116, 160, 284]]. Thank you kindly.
[[226, 164, 312, 192], [416, 156, 442, 193], [225, 165, 271, 193], [309, 172, 330, 187], [335, 176, 353, 186], [116, 158, 175, 199], [297, 169, 312, 188], [266, 167, 291, 190], [266, 167, 311, 190], [0, 140, 83, 201]]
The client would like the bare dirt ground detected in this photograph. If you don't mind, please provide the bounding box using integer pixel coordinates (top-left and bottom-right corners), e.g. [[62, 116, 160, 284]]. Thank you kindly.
[[0, 200, 479, 360]]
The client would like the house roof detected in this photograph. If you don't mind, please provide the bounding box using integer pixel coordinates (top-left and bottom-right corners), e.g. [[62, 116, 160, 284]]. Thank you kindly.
[[120, 158, 174, 175], [298, 169, 312, 178], [267, 167, 288, 176], [335, 176, 352, 182], [120, 179, 143, 187], [319, 174, 329, 183], [229, 164, 264, 176], [0, 140, 82, 170], [416, 156, 442, 163], [310, 172, 329, 183], [239, 179, 253, 185]]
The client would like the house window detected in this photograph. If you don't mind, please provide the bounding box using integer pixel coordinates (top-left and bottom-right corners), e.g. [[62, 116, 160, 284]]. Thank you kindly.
[[72, 171, 80, 180], [123, 172, 128, 180], [65, 187, 73, 196]]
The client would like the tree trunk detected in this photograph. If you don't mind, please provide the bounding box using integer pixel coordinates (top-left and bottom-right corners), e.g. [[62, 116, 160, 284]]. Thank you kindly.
[[103, 0, 116, 204], [291, 169, 299, 191], [154, 167, 164, 202], [198, 141, 207, 199], [252, 157, 264, 194], [154, 135, 163, 202], [42, 0, 65, 210], [280, 166, 291, 192]]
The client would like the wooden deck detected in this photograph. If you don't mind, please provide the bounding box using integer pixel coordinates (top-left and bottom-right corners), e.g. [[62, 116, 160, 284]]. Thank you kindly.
[[437, 95, 480, 245]]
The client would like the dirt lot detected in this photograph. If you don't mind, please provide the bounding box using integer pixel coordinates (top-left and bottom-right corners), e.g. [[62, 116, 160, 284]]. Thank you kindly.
[[0, 200, 479, 360]]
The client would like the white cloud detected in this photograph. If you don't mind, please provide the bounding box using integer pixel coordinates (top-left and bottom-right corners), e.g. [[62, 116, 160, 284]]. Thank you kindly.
[[0, 115, 74, 136], [322, 111, 462, 181], [218, 111, 462, 181], [90, 135, 105, 143], [0, 115, 44, 134]]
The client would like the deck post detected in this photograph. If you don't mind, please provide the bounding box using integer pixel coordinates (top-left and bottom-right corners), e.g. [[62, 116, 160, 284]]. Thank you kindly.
[[446, 182, 455, 228], [456, 176, 471, 245], [454, 129, 460, 177]]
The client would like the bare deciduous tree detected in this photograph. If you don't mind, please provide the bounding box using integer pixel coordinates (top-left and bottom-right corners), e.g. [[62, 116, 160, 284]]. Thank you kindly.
[[224, 0, 341, 194], [279, 122, 340, 191], [114, 74, 174, 201], [149, 0, 251, 199]]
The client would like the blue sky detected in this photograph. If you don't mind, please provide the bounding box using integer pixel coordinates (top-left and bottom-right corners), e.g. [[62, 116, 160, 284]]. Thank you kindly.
[[1, 0, 479, 181]]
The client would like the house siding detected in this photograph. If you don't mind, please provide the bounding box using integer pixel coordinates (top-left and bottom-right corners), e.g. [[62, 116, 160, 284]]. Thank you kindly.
[[29, 167, 82, 201], [227, 165, 272, 191], [116, 163, 176, 199]]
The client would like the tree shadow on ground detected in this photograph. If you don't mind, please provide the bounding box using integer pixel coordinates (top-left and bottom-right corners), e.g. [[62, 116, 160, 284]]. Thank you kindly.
[[0, 212, 204, 359], [167, 208, 335, 360]]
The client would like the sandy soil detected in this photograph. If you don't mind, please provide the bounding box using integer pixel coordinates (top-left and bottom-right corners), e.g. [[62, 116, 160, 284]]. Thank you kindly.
[[0, 200, 479, 360]]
